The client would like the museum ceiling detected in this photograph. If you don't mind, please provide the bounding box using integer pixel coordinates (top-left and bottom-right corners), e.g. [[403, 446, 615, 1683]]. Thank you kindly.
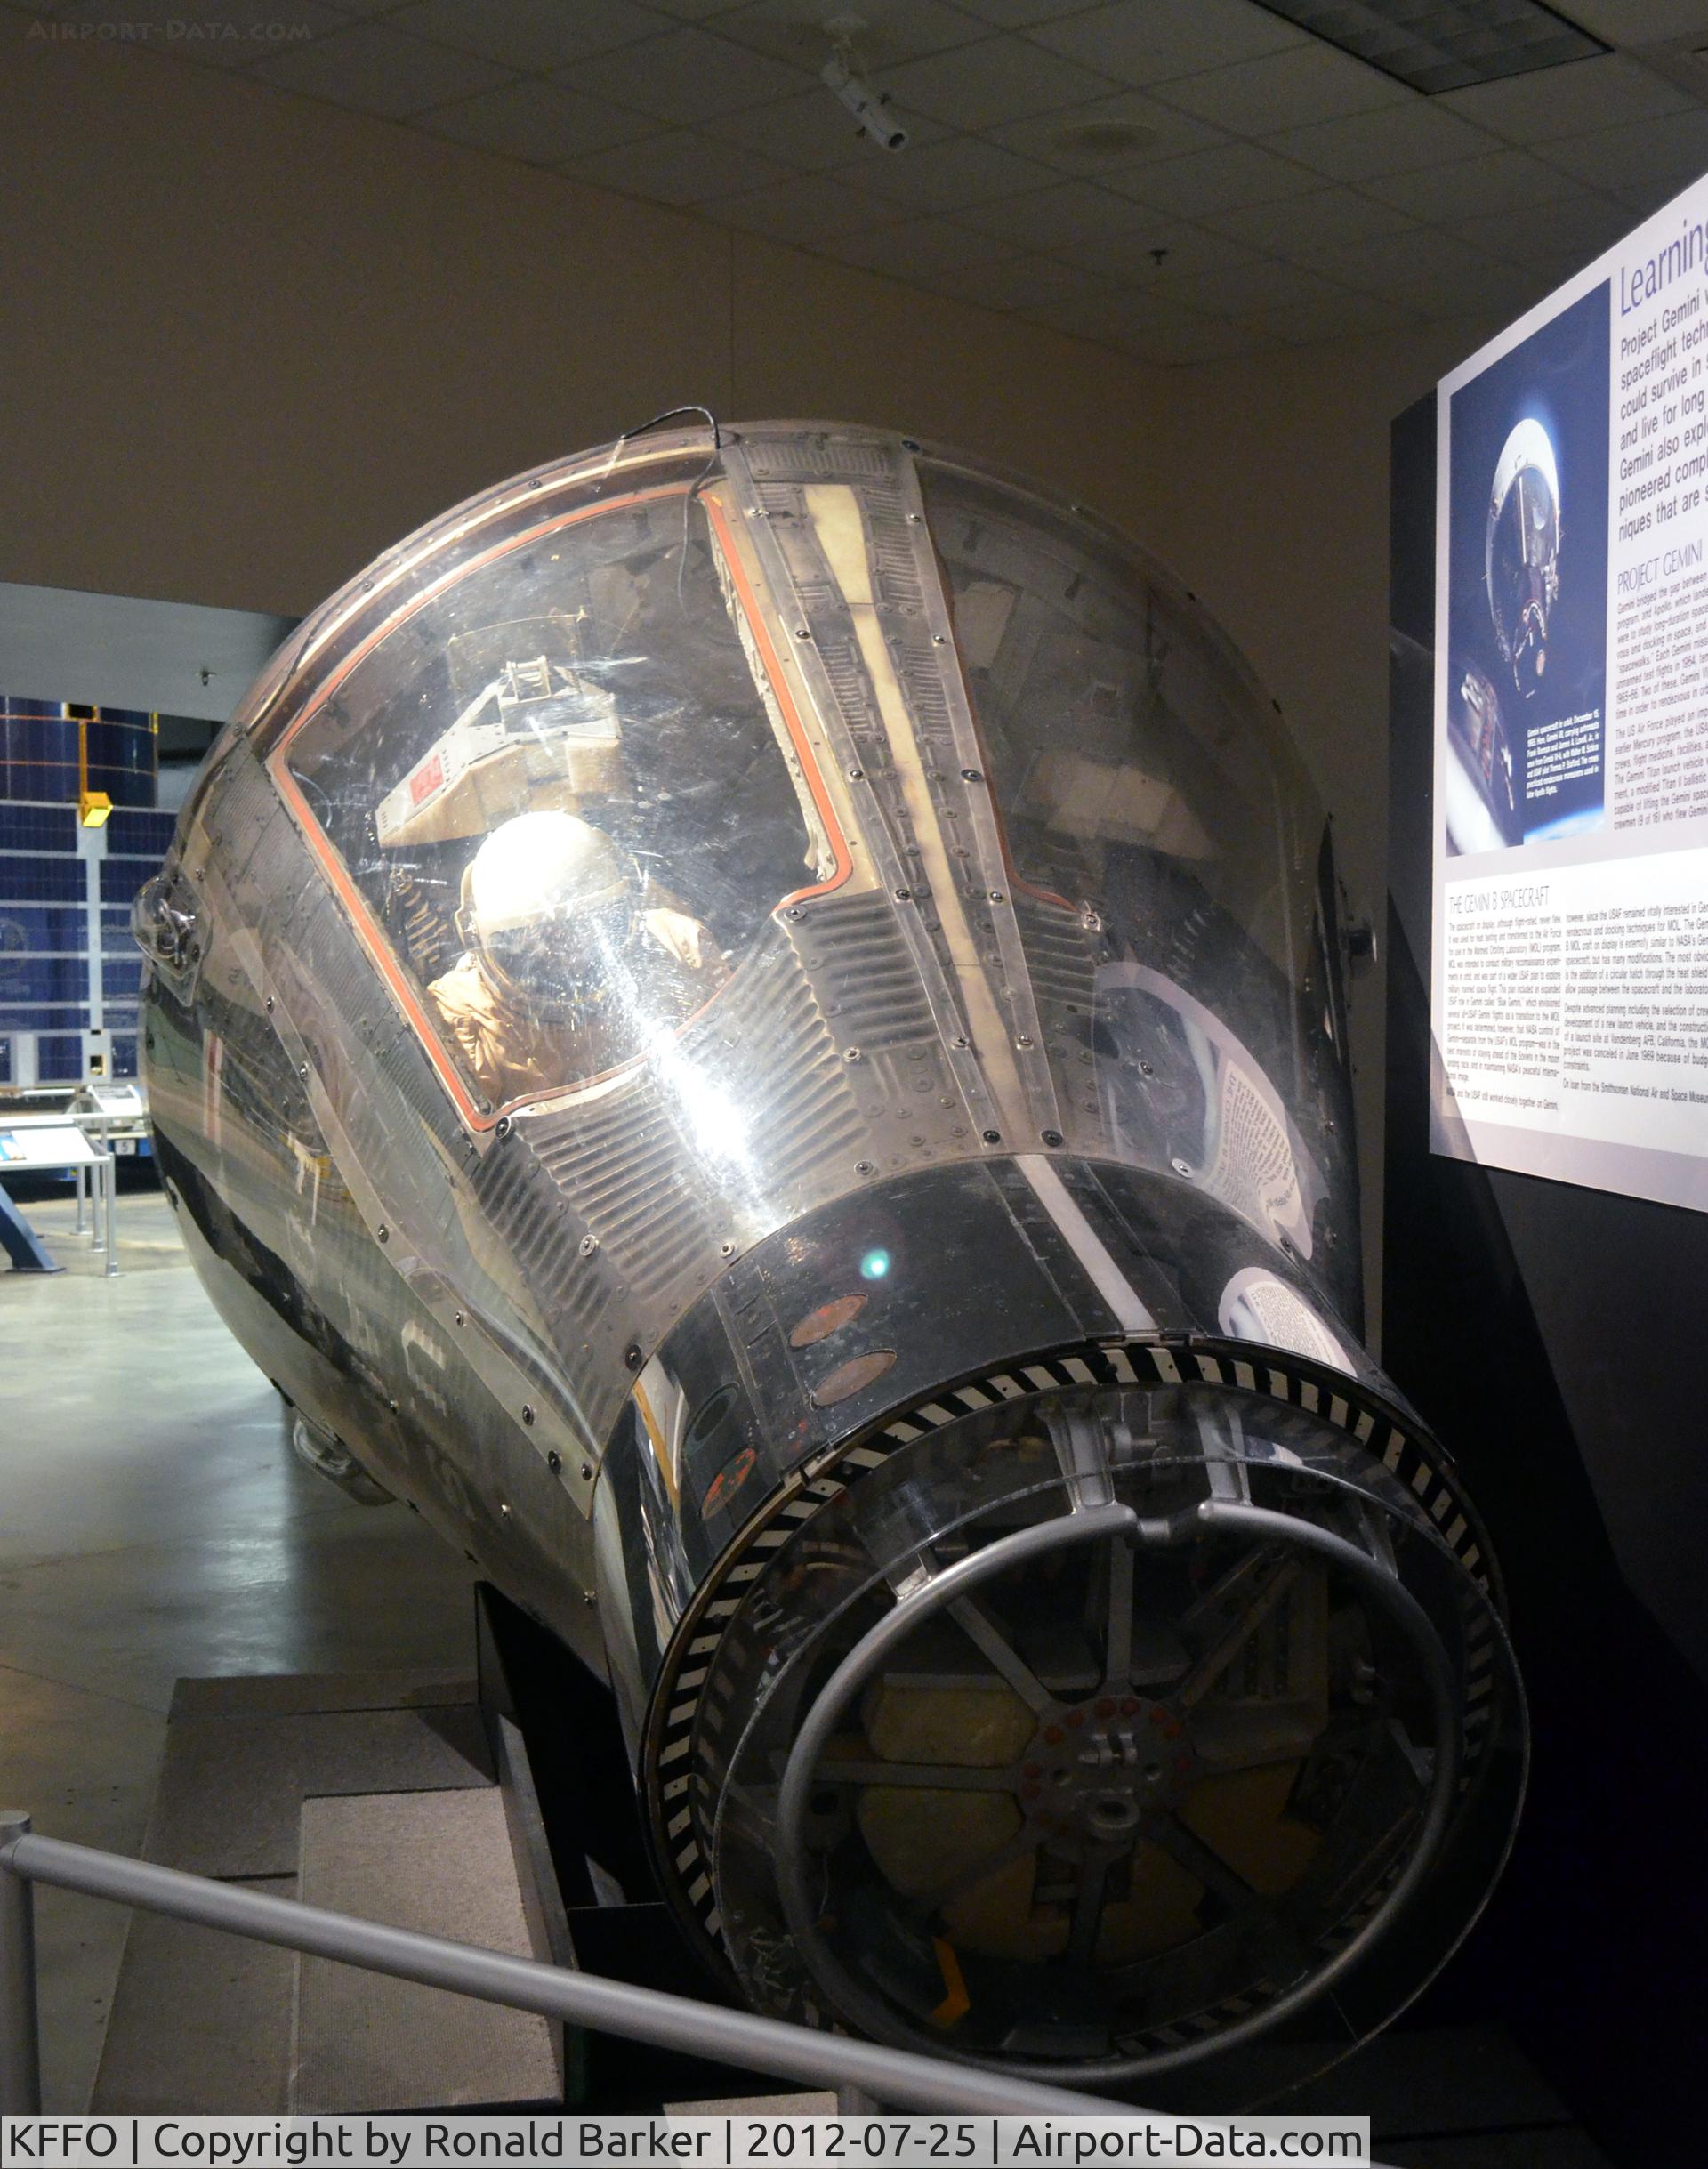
[[17, 0, 1708, 365]]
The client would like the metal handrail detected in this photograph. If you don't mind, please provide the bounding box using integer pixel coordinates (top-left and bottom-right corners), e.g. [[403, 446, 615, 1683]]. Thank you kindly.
[[0, 1814, 1165, 2122], [0, 1812, 1396, 2161]]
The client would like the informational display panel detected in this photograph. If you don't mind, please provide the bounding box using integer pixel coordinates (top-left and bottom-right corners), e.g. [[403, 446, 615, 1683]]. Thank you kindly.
[[1433, 173, 1708, 1211], [0, 1124, 98, 1167]]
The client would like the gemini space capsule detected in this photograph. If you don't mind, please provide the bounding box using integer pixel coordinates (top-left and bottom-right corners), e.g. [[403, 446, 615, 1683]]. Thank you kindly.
[[135, 419, 1524, 2094]]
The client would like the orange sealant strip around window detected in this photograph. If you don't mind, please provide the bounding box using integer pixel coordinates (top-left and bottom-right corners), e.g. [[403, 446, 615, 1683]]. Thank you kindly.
[[269, 488, 690, 1131], [269, 483, 853, 1133], [282, 442, 702, 697]]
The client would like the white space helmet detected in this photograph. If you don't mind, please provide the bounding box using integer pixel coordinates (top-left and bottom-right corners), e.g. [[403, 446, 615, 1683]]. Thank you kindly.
[[462, 809, 632, 1002]]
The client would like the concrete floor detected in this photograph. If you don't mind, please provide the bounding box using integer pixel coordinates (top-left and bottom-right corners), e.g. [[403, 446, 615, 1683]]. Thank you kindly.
[[0, 1182, 478, 2109]]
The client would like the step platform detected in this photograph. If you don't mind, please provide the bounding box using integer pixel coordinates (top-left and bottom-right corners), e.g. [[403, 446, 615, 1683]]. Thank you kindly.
[[92, 1662, 563, 2111], [293, 1787, 558, 2111], [89, 1591, 1616, 2157], [90, 1591, 779, 2115]]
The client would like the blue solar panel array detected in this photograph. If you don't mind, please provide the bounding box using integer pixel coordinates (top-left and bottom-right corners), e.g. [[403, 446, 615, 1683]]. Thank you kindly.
[[0, 793, 178, 1085]]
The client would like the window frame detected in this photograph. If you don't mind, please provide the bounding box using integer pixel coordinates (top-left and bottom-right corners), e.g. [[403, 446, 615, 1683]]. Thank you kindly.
[[268, 483, 852, 1129]]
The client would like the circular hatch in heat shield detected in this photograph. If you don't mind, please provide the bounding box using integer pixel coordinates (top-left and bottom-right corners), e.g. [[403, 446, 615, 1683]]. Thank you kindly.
[[673, 1366, 1523, 2092]]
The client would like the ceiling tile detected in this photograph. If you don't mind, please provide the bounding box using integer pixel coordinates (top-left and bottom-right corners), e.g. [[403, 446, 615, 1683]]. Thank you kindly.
[[1439, 53, 1689, 144], [1313, 226, 1514, 302], [713, 0, 987, 70], [1448, 197, 1634, 271], [988, 89, 1228, 173], [562, 125, 796, 205], [1245, 288, 1415, 346], [1618, 165, 1708, 221], [876, 36, 1114, 130], [1363, 148, 1593, 222], [1536, 106, 1708, 191], [1417, 260, 1538, 318], [951, 178, 1162, 249], [1152, 257, 1358, 320], [251, 21, 516, 117], [699, 171, 892, 241], [48, 0, 350, 66], [701, 87, 949, 170], [954, 1, 1111, 24], [1155, 44, 1412, 134], [931, 254, 1110, 309], [421, 78, 659, 165], [1267, 99, 1497, 183], [1027, 0, 1307, 89], [819, 215, 1021, 280], [1020, 283, 1177, 340], [1108, 141, 1322, 218], [388, 0, 671, 74], [560, 27, 813, 124], [831, 133, 1058, 212], [1062, 220, 1269, 286], [1204, 186, 1415, 252], [1550, 0, 1708, 32]]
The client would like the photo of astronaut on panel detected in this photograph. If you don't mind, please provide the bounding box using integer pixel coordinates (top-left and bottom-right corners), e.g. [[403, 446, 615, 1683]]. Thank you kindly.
[[282, 496, 826, 1109], [1444, 282, 1609, 856]]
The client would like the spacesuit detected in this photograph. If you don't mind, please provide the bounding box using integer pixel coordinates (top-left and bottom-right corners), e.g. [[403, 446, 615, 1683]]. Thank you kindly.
[[425, 809, 726, 1104]]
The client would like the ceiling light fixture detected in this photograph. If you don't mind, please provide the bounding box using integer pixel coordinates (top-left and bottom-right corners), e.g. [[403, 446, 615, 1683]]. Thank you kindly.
[[1253, 0, 1606, 95]]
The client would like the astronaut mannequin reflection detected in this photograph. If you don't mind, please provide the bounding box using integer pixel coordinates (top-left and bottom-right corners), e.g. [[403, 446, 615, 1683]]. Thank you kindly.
[[425, 809, 727, 1104]]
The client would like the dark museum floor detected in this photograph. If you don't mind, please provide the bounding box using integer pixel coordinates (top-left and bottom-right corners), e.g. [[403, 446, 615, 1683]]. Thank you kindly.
[[0, 1187, 478, 2109], [0, 1186, 1615, 2161]]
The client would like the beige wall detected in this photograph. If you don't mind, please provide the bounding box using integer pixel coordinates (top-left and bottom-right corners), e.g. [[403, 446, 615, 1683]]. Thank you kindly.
[[1141, 323, 1496, 1308], [5, 38, 1504, 1320], [5, 43, 1160, 615]]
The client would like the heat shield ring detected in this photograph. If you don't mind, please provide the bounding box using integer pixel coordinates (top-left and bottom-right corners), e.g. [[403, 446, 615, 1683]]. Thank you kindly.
[[661, 1368, 1522, 2090]]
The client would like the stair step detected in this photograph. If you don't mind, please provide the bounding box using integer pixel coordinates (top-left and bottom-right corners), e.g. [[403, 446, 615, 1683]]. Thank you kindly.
[[93, 1876, 298, 2112], [144, 1694, 490, 1879], [93, 1669, 512, 2113], [290, 1786, 560, 2112]]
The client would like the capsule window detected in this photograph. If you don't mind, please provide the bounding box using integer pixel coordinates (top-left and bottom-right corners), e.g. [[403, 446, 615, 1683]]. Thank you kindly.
[[276, 489, 838, 1115]]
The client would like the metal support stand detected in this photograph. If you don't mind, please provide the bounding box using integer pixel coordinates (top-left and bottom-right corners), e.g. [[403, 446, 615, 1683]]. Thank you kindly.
[[0, 1190, 62, 1277], [0, 1812, 43, 2115], [77, 1145, 117, 1277], [0, 1120, 119, 1277]]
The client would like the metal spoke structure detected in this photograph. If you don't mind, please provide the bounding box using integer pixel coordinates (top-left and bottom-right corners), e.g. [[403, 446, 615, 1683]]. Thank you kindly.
[[874, 1520, 1374, 1992], [754, 1434, 1469, 2085]]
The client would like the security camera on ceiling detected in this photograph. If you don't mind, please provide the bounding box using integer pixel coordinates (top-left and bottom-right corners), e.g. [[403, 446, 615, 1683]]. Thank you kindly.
[[820, 14, 906, 152]]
